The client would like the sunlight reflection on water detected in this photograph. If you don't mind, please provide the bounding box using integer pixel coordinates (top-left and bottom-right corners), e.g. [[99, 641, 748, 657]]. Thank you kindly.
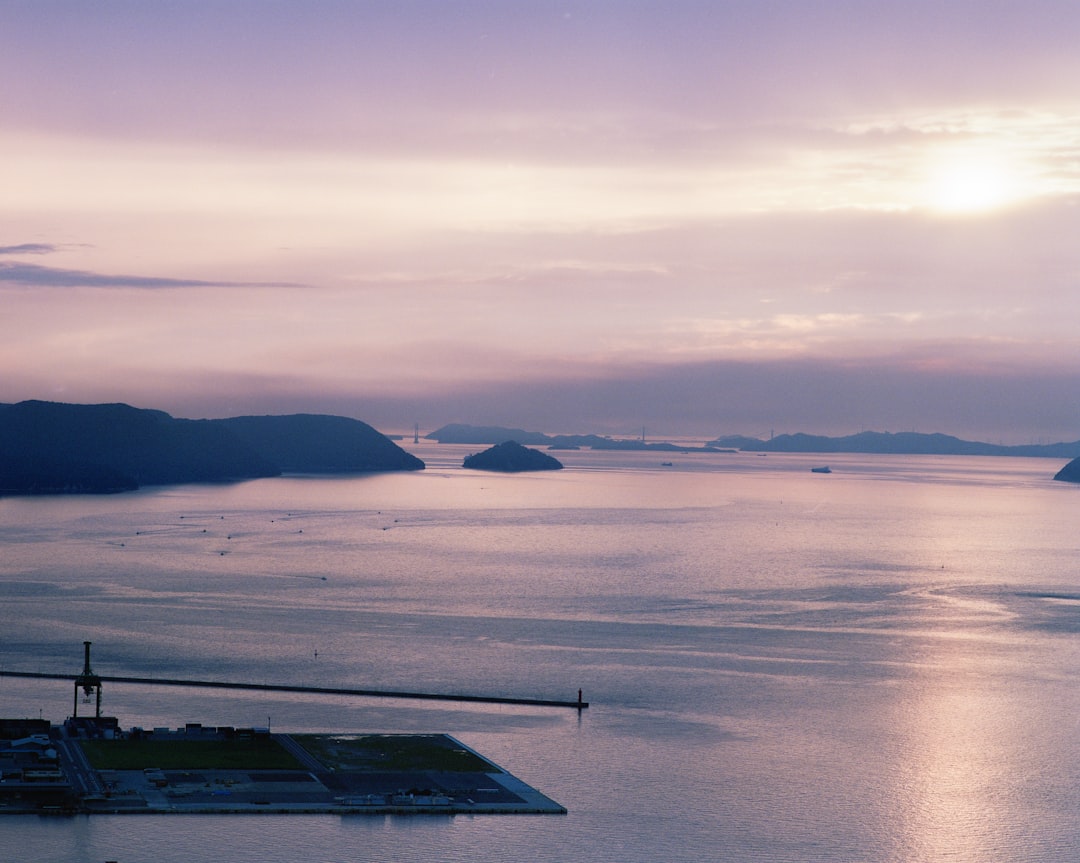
[[1, 453, 1079, 861]]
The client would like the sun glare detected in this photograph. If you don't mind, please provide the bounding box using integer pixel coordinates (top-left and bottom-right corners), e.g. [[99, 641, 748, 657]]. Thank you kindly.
[[923, 150, 1020, 214]]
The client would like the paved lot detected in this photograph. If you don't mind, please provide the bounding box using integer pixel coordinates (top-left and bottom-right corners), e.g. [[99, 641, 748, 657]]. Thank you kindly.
[[66, 732, 565, 815]]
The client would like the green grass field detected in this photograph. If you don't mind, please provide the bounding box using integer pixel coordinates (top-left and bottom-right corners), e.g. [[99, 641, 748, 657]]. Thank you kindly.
[[79, 737, 302, 771], [79, 733, 494, 774]]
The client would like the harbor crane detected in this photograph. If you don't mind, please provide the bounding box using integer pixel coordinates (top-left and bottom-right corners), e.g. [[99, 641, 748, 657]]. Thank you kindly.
[[73, 640, 103, 719]]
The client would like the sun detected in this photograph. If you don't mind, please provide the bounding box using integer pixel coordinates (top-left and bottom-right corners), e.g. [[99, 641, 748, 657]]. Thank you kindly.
[[923, 149, 1020, 214]]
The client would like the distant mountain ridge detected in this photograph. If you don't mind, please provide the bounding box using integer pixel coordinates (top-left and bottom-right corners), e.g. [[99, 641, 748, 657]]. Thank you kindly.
[[709, 430, 1080, 458], [428, 424, 1080, 458], [0, 400, 423, 495], [429, 423, 553, 445], [427, 424, 723, 452]]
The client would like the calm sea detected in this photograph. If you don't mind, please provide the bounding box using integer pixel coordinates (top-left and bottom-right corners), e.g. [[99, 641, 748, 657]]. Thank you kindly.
[[2, 445, 1080, 863]]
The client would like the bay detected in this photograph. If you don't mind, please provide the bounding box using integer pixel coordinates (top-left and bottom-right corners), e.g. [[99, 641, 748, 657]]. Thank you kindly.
[[2, 447, 1080, 862]]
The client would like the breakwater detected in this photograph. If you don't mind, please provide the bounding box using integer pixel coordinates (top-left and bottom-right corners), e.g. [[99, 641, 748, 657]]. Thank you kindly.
[[0, 670, 588, 709]]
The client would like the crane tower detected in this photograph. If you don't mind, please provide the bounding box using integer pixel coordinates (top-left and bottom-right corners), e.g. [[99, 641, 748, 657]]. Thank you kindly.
[[73, 640, 103, 719]]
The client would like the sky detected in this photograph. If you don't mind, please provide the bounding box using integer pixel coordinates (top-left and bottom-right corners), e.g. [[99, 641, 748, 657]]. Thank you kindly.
[[2, 1, 1080, 442]]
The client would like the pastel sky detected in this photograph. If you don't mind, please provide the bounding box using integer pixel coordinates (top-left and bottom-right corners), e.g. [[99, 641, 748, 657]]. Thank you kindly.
[[3, 1, 1080, 441]]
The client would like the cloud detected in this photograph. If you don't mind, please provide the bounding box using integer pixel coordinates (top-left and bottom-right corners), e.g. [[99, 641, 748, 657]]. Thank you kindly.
[[356, 356, 1080, 445], [0, 262, 302, 290], [3, 2, 1080, 448], [12, 346, 1073, 446], [0, 243, 57, 255]]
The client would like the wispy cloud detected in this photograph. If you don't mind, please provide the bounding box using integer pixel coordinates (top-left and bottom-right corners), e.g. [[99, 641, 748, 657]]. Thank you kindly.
[[0, 262, 302, 290], [0, 243, 57, 255], [2, 2, 1080, 442]]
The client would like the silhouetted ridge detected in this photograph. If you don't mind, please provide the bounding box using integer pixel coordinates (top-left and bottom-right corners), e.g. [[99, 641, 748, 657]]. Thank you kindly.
[[219, 414, 424, 472], [709, 430, 1080, 458], [427, 424, 719, 451], [0, 401, 278, 491], [428, 423, 551, 445], [429, 423, 1080, 462], [0, 400, 424, 495]]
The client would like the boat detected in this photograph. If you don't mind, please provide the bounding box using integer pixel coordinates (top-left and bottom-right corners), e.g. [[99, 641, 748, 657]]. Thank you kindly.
[[810, 466, 832, 473]]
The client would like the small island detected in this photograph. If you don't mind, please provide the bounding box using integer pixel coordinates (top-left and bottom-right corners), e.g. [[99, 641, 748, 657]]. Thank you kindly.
[[1053, 457, 1080, 483], [463, 441, 563, 473]]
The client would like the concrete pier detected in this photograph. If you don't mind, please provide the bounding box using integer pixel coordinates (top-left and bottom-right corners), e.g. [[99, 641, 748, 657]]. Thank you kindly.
[[0, 670, 589, 710]]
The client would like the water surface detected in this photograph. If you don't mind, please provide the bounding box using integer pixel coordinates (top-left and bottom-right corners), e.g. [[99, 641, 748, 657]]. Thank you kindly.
[[2, 448, 1079, 862]]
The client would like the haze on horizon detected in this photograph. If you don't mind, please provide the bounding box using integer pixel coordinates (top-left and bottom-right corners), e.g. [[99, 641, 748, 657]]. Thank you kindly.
[[2, 1, 1079, 444]]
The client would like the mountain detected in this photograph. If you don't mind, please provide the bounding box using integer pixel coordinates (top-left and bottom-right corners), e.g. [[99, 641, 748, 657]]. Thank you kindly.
[[0, 401, 280, 492], [462, 441, 563, 472], [0, 401, 423, 495], [219, 414, 424, 473]]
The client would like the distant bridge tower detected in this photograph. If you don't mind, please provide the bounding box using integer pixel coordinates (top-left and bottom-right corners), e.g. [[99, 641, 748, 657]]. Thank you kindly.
[[73, 641, 103, 719], [413, 423, 420, 444]]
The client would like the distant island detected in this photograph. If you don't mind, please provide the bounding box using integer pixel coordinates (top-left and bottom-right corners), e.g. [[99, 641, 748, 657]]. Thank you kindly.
[[8, 405, 1079, 495], [0, 400, 424, 495], [428, 424, 726, 453], [429, 424, 1080, 459], [462, 441, 563, 472], [708, 430, 1080, 458]]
